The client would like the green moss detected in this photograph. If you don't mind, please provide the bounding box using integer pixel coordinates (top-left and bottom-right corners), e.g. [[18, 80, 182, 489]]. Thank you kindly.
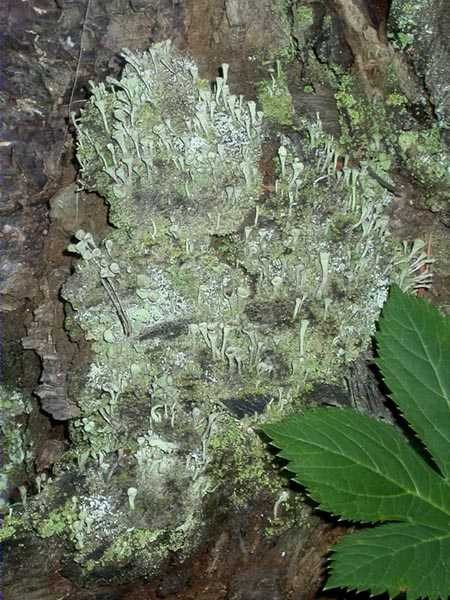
[[388, 0, 430, 50], [333, 71, 408, 181], [334, 73, 407, 156], [292, 5, 314, 48], [332, 68, 448, 217], [387, 93, 408, 107], [295, 6, 314, 28], [323, 14, 332, 28], [258, 89, 294, 126], [208, 415, 280, 509], [269, 0, 297, 62], [35, 503, 73, 538], [257, 64, 294, 126], [0, 514, 24, 542], [397, 127, 450, 210], [301, 51, 341, 92], [0, 386, 33, 505]]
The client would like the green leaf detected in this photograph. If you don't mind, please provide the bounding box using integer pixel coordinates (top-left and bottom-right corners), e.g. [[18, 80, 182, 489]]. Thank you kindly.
[[376, 285, 450, 480], [263, 408, 450, 528], [326, 522, 450, 600], [263, 288, 450, 599]]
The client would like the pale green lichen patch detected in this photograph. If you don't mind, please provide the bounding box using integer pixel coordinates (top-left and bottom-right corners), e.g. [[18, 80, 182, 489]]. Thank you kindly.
[[262, 490, 314, 539], [73, 41, 262, 235], [257, 62, 294, 126], [388, 0, 432, 50], [397, 127, 450, 209], [80, 526, 191, 583], [292, 5, 315, 49], [35, 503, 71, 539], [0, 514, 22, 542], [333, 71, 450, 216], [0, 386, 33, 512], [207, 414, 281, 510], [334, 73, 394, 157], [7, 42, 432, 582]]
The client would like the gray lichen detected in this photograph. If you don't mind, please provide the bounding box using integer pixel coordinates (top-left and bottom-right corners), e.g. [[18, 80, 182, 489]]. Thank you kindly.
[[3, 41, 432, 582]]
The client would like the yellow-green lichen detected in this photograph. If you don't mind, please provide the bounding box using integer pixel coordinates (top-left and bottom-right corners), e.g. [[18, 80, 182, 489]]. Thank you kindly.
[[387, 0, 431, 50], [207, 415, 281, 509], [292, 5, 314, 47], [35, 502, 74, 538], [83, 527, 185, 576], [0, 514, 24, 542], [0, 386, 33, 510], [398, 127, 450, 185], [397, 127, 450, 213], [12, 42, 428, 582], [386, 93, 408, 107], [295, 6, 314, 28], [257, 63, 294, 126]]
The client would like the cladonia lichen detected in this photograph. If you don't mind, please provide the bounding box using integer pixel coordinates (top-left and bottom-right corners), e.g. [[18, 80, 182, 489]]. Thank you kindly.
[[0, 386, 33, 512], [3, 41, 433, 582]]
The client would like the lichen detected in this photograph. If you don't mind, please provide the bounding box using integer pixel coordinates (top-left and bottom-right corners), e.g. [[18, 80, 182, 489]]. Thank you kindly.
[[333, 70, 450, 216], [294, 6, 314, 29], [0, 513, 23, 542], [334, 73, 391, 154], [290, 5, 315, 50], [73, 42, 262, 234], [263, 491, 313, 539], [397, 126, 450, 210], [35, 503, 71, 539], [270, 0, 297, 62], [207, 414, 281, 509], [257, 62, 294, 126], [7, 42, 430, 582], [388, 0, 432, 50], [0, 386, 33, 511]]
